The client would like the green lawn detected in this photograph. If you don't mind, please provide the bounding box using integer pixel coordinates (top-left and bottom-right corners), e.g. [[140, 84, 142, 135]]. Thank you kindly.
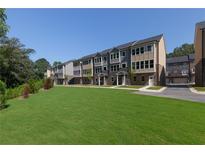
[[194, 87, 205, 92], [147, 86, 163, 90], [1, 87, 205, 144]]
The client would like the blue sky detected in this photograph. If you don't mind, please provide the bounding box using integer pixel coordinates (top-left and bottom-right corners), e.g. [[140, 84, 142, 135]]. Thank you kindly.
[[6, 9, 205, 64]]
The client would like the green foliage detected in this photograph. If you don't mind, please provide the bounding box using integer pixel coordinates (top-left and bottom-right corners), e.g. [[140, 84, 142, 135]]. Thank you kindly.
[[0, 37, 36, 88], [34, 58, 51, 79], [43, 78, 53, 90], [167, 43, 194, 58], [0, 80, 6, 108], [28, 79, 43, 94], [0, 8, 9, 37], [22, 83, 30, 99], [52, 61, 62, 67], [5, 85, 24, 100]]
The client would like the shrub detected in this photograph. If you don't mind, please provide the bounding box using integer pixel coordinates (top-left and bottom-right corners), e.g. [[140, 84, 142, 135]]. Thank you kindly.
[[0, 80, 6, 109], [28, 79, 43, 94], [22, 84, 30, 99], [43, 78, 53, 90], [5, 85, 24, 100]]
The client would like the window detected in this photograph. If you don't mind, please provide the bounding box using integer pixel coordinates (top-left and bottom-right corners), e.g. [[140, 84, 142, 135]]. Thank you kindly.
[[103, 57, 107, 61], [141, 76, 145, 82], [116, 53, 119, 58], [111, 66, 114, 72], [136, 62, 140, 70], [112, 77, 114, 81], [103, 66, 107, 71], [111, 54, 113, 60], [132, 49, 135, 55], [132, 62, 135, 70], [150, 60, 154, 68], [140, 61, 144, 69], [136, 48, 140, 55], [122, 63, 126, 68], [145, 60, 149, 69], [134, 76, 137, 81], [140, 47, 144, 54], [114, 65, 116, 71], [122, 51, 126, 56], [117, 65, 120, 71], [147, 45, 152, 52]]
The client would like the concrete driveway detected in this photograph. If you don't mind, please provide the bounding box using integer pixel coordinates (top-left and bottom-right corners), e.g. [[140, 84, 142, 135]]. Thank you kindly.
[[135, 85, 205, 103]]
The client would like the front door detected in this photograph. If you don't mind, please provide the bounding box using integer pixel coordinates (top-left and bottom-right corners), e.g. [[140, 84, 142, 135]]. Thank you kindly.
[[149, 76, 154, 86]]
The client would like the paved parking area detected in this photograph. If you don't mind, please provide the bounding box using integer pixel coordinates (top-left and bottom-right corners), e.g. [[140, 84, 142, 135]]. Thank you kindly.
[[135, 85, 205, 103]]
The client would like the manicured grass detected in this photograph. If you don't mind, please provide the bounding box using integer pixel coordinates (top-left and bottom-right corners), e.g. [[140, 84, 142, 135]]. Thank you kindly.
[[194, 87, 205, 92], [147, 86, 163, 90], [118, 85, 143, 89], [1, 87, 205, 144]]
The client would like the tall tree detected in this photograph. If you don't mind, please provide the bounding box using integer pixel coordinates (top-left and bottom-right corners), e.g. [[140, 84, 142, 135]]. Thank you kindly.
[[53, 61, 62, 67], [167, 43, 194, 58], [34, 58, 51, 79], [0, 8, 9, 37], [0, 37, 35, 87]]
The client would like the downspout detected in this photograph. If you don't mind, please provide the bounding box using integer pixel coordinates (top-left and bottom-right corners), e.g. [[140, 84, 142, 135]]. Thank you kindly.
[[156, 41, 159, 85], [202, 29, 204, 86], [188, 54, 191, 83]]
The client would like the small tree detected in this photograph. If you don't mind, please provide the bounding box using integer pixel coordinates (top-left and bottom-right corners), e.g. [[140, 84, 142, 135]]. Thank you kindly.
[[22, 83, 30, 99], [87, 69, 93, 84], [43, 78, 53, 90], [128, 68, 135, 84], [0, 80, 6, 109]]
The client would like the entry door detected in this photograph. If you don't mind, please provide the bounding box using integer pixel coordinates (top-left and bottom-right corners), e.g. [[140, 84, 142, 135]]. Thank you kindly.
[[149, 76, 154, 86]]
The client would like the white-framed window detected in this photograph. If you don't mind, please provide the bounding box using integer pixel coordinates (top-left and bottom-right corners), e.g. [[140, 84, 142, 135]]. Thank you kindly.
[[150, 60, 154, 68], [136, 62, 140, 70], [140, 61, 144, 69], [141, 76, 145, 82], [145, 60, 149, 69], [122, 51, 126, 56], [132, 49, 135, 55], [147, 45, 153, 52], [132, 62, 135, 70], [140, 47, 144, 54], [122, 63, 126, 68], [136, 48, 140, 55], [103, 66, 107, 71]]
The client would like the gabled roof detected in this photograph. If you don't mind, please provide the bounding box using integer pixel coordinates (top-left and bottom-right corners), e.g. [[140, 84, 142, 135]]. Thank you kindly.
[[167, 54, 195, 64], [80, 52, 98, 60], [115, 41, 136, 49], [132, 34, 163, 46]]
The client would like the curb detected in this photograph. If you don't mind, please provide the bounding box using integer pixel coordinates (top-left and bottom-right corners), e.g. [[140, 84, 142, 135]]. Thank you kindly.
[[189, 88, 205, 95], [139, 87, 167, 93]]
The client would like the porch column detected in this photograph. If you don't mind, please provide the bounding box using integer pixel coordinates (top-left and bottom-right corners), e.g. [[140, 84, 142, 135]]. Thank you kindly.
[[116, 74, 119, 86], [104, 76, 107, 85], [80, 78, 82, 84], [98, 76, 100, 86], [122, 74, 126, 86]]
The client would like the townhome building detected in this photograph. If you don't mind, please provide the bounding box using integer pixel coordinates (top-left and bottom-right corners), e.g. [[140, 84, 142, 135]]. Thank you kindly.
[[166, 54, 195, 84], [46, 34, 167, 86], [195, 21, 205, 87], [93, 49, 110, 85], [131, 35, 166, 86], [51, 60, 74, 85]]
